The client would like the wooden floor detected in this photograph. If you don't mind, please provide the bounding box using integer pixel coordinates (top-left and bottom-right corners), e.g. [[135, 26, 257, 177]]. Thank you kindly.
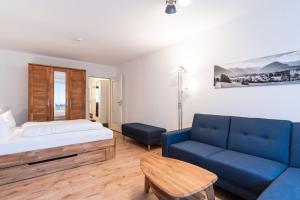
[[0, 132, 241, 200]]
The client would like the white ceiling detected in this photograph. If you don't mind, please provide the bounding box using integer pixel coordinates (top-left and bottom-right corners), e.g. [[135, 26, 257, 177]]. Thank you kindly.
[[0, 0, 271, 65]]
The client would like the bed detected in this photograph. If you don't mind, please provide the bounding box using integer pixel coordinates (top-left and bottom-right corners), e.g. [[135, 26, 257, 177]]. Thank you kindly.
[[0, 113, 116, 186]]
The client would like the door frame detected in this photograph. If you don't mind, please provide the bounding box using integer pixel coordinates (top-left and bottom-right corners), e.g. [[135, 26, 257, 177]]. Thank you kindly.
[[110, 76, 123, 132], [88, 76, 112, 128]]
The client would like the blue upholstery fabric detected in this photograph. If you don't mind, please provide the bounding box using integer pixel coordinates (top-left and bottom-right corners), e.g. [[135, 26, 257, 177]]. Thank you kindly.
[[168, 140, 224, 168], [161, 113, 297, 200], [216, 178, 258, 200], [257, 168, 300, 200], [122, 123, 166, 146], [191, 114, 231, 148], [207, 150, 287, 194], [228, 117, 292, 164], [291, 123, 300, 168], [162, 128, 191, 157], [122, 123, 166, 135]]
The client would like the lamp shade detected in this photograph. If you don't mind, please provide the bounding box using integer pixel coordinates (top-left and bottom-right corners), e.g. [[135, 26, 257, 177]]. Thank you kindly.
[[165, 4, 177, 14]]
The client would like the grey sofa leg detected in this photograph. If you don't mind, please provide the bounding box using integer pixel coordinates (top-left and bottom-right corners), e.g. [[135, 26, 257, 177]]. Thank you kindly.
[[148, 145, 151, 151]]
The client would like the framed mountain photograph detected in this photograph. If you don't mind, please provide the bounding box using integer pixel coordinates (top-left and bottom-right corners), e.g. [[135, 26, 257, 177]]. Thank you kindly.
[[214, 50, 300, 88]]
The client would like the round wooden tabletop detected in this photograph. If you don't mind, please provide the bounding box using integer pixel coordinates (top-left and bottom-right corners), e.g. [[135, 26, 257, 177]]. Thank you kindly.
[[140, 155, 218, 199]]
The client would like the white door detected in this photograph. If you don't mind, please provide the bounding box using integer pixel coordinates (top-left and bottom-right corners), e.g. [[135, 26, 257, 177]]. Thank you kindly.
[[110, 76, 123, 132]]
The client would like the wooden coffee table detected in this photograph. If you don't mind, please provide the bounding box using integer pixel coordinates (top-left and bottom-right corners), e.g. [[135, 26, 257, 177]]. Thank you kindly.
[[140, 155, 218, 200]]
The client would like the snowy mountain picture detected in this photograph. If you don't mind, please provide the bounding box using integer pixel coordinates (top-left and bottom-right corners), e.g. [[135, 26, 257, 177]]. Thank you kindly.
[[214, 50, 300, 88]]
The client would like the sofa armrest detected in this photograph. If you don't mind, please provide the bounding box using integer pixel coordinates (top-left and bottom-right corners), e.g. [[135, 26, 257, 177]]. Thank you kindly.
[[162, 128, 191, 157]]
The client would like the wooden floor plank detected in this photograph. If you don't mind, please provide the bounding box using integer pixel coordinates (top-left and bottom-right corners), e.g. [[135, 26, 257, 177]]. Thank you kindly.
[[0, 132, 241, 200]]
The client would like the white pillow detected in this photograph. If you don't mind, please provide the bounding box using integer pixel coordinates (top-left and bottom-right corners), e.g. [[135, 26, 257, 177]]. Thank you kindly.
[[0, 118, 12, 141], [0, 106, 9, 114], [0, 110, 16, 129]]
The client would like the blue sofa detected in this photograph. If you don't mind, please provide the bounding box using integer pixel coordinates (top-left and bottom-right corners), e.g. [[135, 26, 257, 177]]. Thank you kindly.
[[162, 114, 300, 200], [257, 123, 300, 200]]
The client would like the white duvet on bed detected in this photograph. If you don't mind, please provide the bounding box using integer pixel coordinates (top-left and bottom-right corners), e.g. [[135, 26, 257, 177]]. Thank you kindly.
[[0, 127, 113, 156], [22, 119, 103, 137]]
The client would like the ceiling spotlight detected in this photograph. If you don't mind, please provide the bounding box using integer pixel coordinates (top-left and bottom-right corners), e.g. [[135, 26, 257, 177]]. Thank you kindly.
[[178, 0, 191, 7], [74, 37, 83, 42], [165, 0, 177, 14]]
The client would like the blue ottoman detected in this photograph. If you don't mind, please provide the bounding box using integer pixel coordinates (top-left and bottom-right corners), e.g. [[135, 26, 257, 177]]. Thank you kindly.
[[122, 123, 167, 151]]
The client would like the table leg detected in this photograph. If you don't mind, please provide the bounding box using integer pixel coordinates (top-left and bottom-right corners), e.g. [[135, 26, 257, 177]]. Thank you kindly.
[[148, 145, 151, 151], [194, 192, 205, 200], [205, 185, 215, 200], [145, 176, 150, 193]]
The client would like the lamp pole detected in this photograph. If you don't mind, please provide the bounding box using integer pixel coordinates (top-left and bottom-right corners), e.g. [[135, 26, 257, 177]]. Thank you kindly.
[[177, 66, 185, 130]]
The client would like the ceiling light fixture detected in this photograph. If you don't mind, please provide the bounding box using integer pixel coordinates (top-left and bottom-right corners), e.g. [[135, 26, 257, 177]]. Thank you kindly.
[[165, 0, 177, 14], [74, 37, 83, 42], [178, 0, 191, 7]]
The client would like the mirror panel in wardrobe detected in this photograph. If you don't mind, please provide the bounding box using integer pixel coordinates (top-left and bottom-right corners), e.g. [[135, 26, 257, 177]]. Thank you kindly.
[[53, 70, 67, 120]]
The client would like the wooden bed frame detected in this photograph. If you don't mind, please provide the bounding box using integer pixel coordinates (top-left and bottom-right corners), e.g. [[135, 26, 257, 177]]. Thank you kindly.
[[0, 138, 116, 186]]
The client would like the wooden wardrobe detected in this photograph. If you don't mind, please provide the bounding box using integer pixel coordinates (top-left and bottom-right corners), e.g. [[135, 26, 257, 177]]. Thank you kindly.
[[28, 63, 86, 121]]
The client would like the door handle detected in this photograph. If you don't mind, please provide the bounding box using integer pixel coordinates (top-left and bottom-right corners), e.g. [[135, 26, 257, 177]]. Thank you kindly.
[[117, 100, 123, 107]]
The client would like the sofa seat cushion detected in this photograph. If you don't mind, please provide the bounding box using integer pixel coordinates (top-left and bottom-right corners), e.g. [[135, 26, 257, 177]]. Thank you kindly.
[[208, 150, 287, 194], [169, 140, 224, 168], [257, 168, 300, 200]]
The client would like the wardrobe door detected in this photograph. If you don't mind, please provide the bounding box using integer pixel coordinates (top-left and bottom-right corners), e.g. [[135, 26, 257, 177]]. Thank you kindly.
[[28, 64, 53, 121], [68, 69, 86, 119]]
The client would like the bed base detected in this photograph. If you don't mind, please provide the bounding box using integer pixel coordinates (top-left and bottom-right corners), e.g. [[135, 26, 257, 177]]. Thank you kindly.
[[0, 138, 116, 186]]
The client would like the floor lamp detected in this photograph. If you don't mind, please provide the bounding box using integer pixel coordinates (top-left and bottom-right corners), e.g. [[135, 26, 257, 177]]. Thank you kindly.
[[177, 66, 187, 130]]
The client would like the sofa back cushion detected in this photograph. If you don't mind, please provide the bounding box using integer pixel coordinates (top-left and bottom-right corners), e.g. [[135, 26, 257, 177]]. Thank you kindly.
[[291, 123, 300, 168], [228, 116, 292, 164], [191, 114, 230, 148]]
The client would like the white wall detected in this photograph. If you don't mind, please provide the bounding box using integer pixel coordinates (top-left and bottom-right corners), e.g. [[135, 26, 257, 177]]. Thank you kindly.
[[0, 49, 118, 125], [120, 0, 300, 131], [100, 80, 110, 124]]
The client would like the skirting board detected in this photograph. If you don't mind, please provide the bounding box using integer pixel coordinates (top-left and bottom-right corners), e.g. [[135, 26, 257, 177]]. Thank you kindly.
[[0, 138, 116, 186]]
